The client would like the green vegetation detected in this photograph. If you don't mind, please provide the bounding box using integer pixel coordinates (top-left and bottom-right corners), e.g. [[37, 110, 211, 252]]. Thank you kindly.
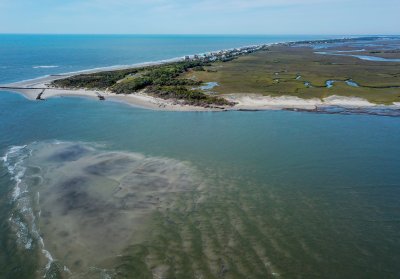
[[150, 86, 231, 106], [185, 45, 400, 104], [52, 41, 400, 106], [52, 61, 234, 107], [52, 68, 139, 89]]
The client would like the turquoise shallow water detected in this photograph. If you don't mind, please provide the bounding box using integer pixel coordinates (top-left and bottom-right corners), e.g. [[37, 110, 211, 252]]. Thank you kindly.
[[0, 35, 400, 278]]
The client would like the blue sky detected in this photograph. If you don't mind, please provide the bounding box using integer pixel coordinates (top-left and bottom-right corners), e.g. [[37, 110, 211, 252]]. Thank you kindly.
[[0, 0, 399, 34]]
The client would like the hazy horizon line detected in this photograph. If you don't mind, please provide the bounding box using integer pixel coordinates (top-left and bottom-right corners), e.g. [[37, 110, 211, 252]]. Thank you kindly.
[[0, 33, 398, 36]]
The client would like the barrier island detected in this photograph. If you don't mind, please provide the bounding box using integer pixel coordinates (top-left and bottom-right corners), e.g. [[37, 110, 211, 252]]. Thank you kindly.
[[2, 36, 400, 113]]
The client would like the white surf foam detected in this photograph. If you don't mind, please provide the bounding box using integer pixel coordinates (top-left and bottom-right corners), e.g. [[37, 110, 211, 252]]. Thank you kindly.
[[33, 66, 59, 69], [2, 145, 29, 201], [2, 144, 58, 277]]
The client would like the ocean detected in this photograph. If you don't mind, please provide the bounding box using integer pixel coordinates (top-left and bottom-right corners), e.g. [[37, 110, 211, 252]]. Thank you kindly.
[[0, 35, 399, 279]]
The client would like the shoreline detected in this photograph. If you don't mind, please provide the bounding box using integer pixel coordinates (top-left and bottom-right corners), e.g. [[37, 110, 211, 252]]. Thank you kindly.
[[0, 35, 359, 86], [1, 36, 400, 115], [3, 41, 281, 86], [3, 84, 400, 115]]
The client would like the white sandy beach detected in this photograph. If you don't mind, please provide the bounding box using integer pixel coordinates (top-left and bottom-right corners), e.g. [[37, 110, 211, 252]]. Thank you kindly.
[[4, 38, 396, 113], [0, 74, 217, 111], [1, 73, 399, 112], [223, 94, 390, 110]]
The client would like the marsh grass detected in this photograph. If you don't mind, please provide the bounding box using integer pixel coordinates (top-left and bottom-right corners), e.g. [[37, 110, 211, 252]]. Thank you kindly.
[[186, 46, 400, 104]]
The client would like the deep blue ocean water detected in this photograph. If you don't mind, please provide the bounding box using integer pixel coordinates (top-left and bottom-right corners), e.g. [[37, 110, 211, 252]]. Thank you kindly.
[[0, 35, 399, 278], [0, 34, 333, 84]]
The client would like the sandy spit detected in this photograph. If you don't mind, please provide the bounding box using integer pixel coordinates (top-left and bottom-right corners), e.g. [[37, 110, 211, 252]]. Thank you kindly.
[[1, 75, 400, 112], [0, 75, 218, 111]]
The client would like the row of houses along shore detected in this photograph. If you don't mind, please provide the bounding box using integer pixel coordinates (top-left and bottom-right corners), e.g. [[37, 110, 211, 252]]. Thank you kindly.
[[184, 44, 268, 63]]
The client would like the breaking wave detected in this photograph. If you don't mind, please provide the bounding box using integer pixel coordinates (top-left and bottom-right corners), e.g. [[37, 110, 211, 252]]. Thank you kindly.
[[33, 65, 59, 69], [2, 144, 56, 277]]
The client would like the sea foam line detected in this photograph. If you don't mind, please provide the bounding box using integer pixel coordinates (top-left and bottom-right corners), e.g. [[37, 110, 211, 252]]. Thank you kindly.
[[33, 66, 59, 69], [2, 144, 58, 277], [2, 145, 29, 201]]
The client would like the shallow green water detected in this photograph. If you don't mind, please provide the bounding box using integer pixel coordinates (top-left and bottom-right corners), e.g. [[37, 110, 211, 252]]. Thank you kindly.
[[1, 92, 400, 278]]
